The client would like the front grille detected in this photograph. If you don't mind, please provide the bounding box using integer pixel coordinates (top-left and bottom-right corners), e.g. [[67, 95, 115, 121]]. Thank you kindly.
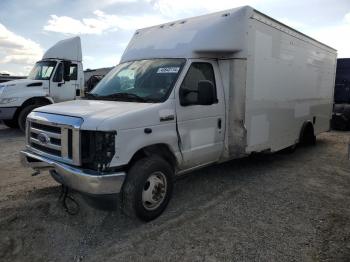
[[31, 142, 61, 156], [26, 113, 82, 166], [31, 122, 61, 133]]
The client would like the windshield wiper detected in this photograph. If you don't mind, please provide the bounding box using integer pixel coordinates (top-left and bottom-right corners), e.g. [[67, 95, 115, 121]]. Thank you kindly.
[[94, 93, 155, 102], [85, 93, 98, 100]]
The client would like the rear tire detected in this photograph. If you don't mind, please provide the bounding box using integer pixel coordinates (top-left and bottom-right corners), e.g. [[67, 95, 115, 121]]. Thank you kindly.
[[18, 105, 38, 132], [280, 143, 297, 154], [300, 123, 316, 146], [3, 119, 19, 128], [121, 155, 174, 222]]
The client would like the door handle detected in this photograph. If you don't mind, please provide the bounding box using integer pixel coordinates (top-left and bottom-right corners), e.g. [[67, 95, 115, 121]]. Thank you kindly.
[[217, 118, 222, 129]]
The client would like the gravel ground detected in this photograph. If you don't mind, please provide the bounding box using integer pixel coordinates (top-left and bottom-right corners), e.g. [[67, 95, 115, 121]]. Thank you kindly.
[[0, 123, 350, 262]]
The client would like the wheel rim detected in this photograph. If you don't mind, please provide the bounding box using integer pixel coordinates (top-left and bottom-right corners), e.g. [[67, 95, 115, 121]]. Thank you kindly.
[[142, 171, 167, 211]]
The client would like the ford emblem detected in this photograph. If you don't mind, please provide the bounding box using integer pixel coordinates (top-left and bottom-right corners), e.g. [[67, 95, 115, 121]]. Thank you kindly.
[[37, 133, 50, 145]]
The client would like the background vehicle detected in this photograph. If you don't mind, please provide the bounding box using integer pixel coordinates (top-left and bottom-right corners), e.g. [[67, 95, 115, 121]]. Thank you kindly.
[[0, 37, 84, 131], [84, 67, 113, 94], [332, 58, 350, 130], [0, 73, 26, 83], [21, 6, 337, 221]]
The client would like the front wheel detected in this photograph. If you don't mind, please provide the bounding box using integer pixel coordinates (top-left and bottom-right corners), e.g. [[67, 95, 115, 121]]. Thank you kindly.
[[3, 119, 19, 128], [121, 155, 174, 221], [18, 105, 38, 132]]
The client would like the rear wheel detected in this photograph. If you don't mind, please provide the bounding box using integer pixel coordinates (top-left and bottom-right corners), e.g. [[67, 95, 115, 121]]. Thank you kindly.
[[18, 105, 38, 132], [3, 119, 19, 128], [300, 123, 316, 146], [280, 143, 297, 154], [121, 155, 174, 221]]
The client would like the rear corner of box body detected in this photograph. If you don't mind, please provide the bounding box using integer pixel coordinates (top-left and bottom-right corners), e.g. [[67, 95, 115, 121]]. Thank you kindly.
[[243, 10, 337, 153]]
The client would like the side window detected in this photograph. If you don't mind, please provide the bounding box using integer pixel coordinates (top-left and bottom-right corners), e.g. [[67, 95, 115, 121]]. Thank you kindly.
[[53, 63, 63, 82], [179, 62, 217, 106], [69, 64, 78, 80]]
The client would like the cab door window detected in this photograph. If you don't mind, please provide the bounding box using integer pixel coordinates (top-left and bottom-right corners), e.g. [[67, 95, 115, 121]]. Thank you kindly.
[[53, 63, 63, 82], [179, 62, 217, 106]]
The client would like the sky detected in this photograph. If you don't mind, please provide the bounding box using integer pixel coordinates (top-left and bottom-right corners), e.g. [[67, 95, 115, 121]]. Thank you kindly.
[[0, 0, 349, 76]]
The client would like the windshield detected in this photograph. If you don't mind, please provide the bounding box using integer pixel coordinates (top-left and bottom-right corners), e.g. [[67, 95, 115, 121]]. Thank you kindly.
[[90, 59, 186, 103], [28, 61, 57, 80]]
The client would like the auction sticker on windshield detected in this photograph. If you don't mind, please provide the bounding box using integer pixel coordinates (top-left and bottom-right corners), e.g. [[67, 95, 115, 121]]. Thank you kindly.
[[157, 67, 180, 74]]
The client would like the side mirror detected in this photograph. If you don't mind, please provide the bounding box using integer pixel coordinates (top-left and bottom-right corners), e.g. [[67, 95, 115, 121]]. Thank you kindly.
[[63, 61, 71, 81], [197, 80, 215, 105]]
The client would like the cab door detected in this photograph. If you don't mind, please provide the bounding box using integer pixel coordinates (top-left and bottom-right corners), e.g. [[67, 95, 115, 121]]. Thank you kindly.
[[175, 59, 225, 169], [50, 62, 77, 102]]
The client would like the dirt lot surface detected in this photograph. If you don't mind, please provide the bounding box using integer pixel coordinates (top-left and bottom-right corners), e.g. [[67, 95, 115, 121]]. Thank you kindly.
[[1, 123, 350, 262]]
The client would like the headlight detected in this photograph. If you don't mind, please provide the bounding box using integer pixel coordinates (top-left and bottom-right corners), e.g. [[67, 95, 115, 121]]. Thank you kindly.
[[0, 97, 18, 104], [81, 130, 116, 172]]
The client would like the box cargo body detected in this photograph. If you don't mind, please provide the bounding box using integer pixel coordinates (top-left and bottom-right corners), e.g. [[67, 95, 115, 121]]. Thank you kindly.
[[122, 6, 337, 158], [21, 6, 337, 221]]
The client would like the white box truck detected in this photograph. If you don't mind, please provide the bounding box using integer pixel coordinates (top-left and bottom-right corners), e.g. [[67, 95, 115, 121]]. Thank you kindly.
[[20, 6, 337, 221], [0, 37, 84, 131]]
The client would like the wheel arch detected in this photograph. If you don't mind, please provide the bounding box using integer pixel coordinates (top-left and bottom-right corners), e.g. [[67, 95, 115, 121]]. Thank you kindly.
[[127, 143, 178, 172], [14, 96, 53, 119], [299, 121, 314, 138], [299, 120, 315, 145]]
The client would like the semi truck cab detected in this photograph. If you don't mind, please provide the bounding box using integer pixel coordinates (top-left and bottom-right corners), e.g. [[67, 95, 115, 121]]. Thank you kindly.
[[0, 37, 83, 131]]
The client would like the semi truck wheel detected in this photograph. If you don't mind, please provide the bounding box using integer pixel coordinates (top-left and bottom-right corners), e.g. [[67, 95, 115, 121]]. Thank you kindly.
[[122, 155, 173, 221], [3, 119, 19, 128], [18, 105, 38, 132]]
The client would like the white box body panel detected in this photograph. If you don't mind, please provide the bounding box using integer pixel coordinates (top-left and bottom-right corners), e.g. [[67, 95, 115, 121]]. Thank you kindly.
[[242, 11, 337, 152]]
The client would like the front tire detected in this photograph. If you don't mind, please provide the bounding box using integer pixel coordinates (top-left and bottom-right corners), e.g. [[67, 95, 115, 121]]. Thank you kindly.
[[122, 155, 174, 222], [3, 119, 19, 128], [18, 105, 38, 132]]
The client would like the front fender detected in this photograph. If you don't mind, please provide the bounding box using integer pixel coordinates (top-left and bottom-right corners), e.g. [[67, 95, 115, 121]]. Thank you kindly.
[[109, 122, 181, 167], [3, 90, 50, 107]]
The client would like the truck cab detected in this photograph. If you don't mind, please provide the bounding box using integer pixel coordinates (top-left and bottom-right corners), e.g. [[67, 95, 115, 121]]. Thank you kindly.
[[0, 37, 83, 131]]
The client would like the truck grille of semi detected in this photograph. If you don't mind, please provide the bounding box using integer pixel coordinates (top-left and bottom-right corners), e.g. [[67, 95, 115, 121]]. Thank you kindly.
[[27, 118, 80, 166]]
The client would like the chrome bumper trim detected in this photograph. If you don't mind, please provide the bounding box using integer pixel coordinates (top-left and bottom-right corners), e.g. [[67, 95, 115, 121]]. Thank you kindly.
[[20, 150, 126, 195]]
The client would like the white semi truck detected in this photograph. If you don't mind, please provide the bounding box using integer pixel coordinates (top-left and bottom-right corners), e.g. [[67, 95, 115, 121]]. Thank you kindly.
[[21, 6, 337, 221], [0, 37, 84, 131]]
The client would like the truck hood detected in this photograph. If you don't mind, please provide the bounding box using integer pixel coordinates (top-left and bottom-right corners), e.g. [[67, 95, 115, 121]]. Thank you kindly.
[[34, 99, 168, 130], [0, 79, 47, 98], [0, 79, 44, 88]]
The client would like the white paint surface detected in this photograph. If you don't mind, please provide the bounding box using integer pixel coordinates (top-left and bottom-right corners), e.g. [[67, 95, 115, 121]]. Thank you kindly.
[[43, 36, 82, 62], [190, 127, 216, 148], [295, 103, 310, 118], [249, 114, 269, 146]]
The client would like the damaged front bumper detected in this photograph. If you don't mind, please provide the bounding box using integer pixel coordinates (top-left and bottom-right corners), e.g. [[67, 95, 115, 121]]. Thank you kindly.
[[20, 149, 126, 195]]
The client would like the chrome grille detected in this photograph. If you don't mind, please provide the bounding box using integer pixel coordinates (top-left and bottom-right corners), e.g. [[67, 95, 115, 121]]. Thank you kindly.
[[26, 112, 83, 166], [29, 122, 63, 157]]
